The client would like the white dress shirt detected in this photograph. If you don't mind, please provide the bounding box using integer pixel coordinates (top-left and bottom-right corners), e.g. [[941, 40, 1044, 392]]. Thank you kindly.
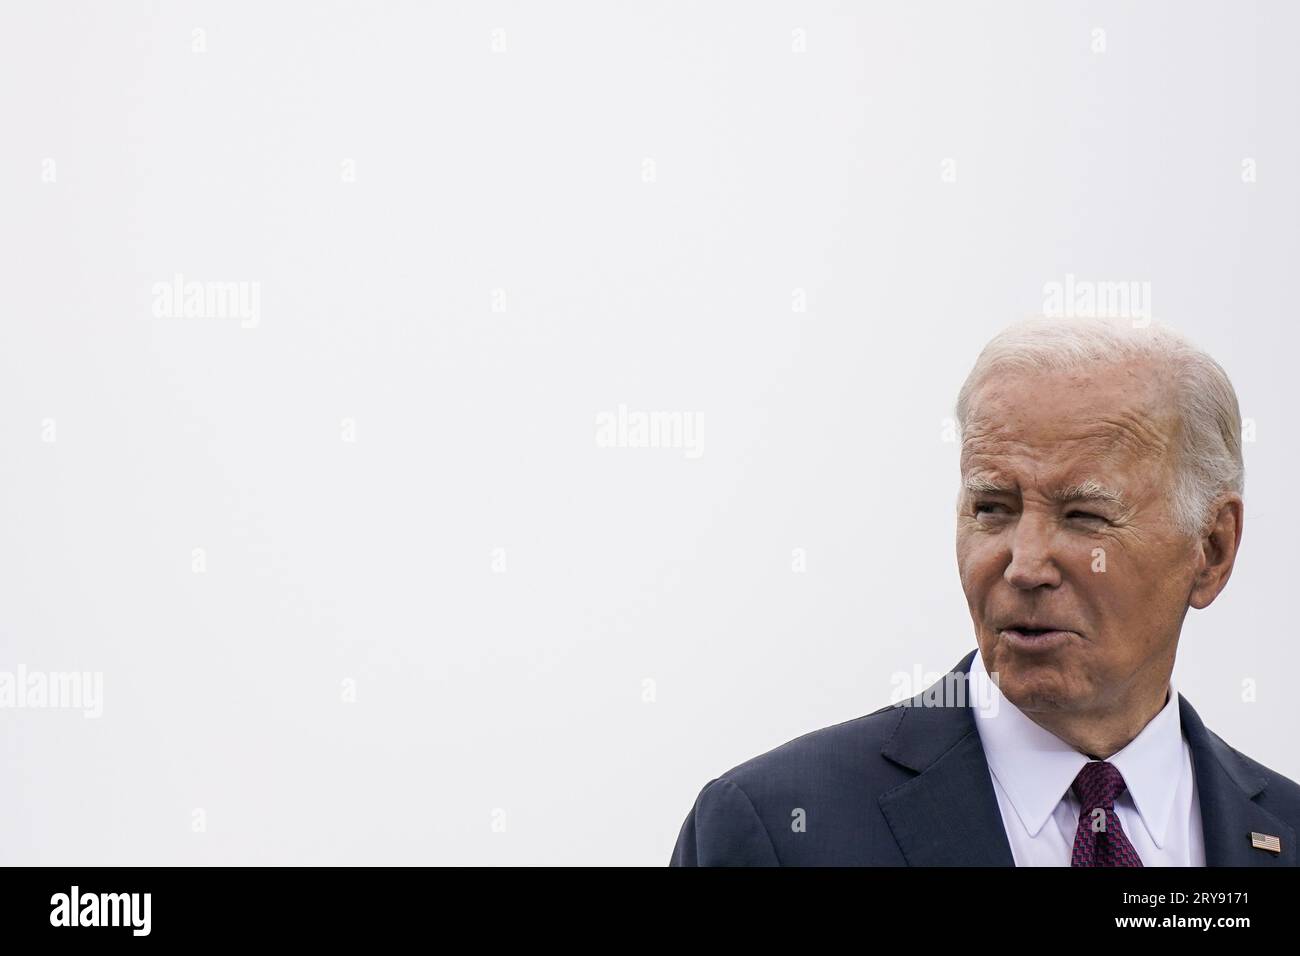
[[969, 649, 1205, 866]]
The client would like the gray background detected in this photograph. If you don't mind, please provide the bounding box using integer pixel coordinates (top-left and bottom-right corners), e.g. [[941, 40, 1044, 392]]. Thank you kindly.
[[1, 1, 1295, 865]]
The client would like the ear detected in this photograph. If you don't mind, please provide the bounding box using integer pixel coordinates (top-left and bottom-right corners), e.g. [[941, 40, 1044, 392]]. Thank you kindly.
[[1188, 495, 1244, 610]]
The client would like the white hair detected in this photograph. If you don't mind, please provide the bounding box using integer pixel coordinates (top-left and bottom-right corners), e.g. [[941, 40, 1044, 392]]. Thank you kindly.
[[954, 317, 1244, 537]]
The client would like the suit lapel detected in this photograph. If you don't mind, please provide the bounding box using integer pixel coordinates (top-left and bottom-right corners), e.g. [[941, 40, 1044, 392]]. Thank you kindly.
[[877, 649, 1016, 865], [1179, 694, 1296, 866], [877, 650, 1296, 866]]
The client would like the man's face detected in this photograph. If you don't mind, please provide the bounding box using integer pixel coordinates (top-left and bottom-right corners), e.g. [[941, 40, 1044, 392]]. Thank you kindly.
[[955, 358, 1200, 718]]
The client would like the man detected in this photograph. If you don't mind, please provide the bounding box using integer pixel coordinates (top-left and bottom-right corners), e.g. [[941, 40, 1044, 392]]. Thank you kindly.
[[670, 317, 1300, 866]]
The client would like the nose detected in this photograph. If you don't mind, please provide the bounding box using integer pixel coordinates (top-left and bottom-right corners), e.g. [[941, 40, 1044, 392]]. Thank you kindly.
[[1004, 510, 1062, 590]]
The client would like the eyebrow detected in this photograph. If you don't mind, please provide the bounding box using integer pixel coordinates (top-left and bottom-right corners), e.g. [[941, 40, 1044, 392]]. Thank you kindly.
[[1048, 479, 1127, 506], [962, 475, 1127, 507]]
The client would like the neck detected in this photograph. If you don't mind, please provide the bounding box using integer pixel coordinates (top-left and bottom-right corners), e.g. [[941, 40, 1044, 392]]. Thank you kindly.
[[1028, 684, 1171, 759]]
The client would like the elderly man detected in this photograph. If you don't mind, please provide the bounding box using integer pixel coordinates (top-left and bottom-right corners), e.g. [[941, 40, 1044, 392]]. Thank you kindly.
[[670, 317, 1299, 866]]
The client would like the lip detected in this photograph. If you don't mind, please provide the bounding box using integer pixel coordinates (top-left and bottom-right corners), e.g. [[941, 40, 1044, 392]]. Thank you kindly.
[[999, 627, 1074, 651]]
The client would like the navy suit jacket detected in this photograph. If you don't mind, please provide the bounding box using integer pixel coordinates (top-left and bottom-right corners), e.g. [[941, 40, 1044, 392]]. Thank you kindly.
[[670, 649, 1300, 866]]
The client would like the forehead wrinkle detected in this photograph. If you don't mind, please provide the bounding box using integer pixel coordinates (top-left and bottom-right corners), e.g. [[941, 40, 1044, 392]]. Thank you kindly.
[[960, 408, 1173, 482], [964, 394, 1174, 457], [1089, 409, 1175, 459]]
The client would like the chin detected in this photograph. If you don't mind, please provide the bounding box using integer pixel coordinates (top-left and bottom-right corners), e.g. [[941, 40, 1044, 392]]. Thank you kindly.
[[995, 668, 1087, 713]]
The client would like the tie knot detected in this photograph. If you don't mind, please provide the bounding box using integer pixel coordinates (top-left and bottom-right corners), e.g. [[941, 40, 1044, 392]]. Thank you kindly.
[[1072, 760, 1128, 810]]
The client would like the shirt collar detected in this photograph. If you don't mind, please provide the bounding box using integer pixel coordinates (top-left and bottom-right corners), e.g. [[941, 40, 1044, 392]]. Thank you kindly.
[[969, 648, 1184, 847]]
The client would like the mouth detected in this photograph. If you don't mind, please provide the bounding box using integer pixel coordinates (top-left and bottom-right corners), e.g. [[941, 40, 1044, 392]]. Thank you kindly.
[[998, 624, 1075, 650]]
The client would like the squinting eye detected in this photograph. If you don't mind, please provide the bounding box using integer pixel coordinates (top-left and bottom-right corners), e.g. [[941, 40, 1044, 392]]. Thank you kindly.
[[1068, 511, 1107, 523]]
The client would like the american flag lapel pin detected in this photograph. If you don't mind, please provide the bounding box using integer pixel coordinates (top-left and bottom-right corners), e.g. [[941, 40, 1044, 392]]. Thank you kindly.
[[1250, 832, 1281, 854]]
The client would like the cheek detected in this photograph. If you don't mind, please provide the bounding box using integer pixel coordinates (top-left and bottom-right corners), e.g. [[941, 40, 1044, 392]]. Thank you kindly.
[[1089, 539, 1186, 607], [1072, 546, 1182, 658], [1070, 544, 1113, 585], [956, 533, 1001, 595]]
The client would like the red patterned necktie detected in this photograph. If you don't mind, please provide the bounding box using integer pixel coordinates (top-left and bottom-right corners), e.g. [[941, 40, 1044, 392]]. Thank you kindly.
[[1070, 761, 1144, 867]]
